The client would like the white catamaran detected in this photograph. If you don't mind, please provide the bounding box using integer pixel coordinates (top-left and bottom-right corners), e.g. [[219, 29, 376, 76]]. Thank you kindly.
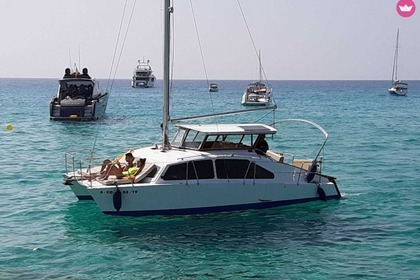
[[64, 0, 341, 216]]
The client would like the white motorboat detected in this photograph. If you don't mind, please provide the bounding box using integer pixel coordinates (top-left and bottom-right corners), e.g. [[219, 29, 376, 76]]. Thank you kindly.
[[209, 83, 219, 92], [241, 51, 272, 106], [50, 67, 109, 121], [388, 28, 408, 96], [131, 59, 156, 88], [64, 0, 341, 216]]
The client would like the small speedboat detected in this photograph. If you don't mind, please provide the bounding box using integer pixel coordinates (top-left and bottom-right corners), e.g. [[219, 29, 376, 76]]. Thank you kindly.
[[209, 83, 219, 92]]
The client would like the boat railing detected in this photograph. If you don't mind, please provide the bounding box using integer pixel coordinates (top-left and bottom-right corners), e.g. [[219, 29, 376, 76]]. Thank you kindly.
[[64, 149, 100, 180], [266, 149, 325, 184]]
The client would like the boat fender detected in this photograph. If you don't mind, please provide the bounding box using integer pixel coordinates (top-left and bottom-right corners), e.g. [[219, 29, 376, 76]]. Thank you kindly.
[[113, 186, 122, 212], [306, 161, 317, 183], [317, 186, 327, 202]]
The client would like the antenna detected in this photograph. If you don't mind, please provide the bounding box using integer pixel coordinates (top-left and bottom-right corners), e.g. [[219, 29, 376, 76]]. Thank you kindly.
[[68, 47, 72, 69]]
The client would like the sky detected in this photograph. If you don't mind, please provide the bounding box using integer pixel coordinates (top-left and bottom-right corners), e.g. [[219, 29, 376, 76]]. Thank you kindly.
[[0, 0, 419, 80]]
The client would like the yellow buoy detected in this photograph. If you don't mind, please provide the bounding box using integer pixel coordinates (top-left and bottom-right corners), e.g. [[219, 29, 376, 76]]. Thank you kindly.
[[6, 124, 13, 131]]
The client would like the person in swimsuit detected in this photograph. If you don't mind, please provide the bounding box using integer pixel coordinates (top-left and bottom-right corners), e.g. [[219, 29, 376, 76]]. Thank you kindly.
[[99, 153, 144, 180], [121, 158, 146, 179]]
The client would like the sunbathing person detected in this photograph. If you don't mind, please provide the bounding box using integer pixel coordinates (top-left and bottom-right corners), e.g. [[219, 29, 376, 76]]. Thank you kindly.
[[100, 156, 145, 180], [100, 152, 135, 177]]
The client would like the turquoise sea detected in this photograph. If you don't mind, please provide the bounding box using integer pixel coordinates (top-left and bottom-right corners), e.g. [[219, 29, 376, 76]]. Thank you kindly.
[[0, 78, 419, 279]]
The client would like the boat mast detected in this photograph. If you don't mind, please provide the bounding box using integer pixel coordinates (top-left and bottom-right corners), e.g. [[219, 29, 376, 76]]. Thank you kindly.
[[162, 0, 172, 150], [392, 28, 399, 82], [258, 50, 262, 83]]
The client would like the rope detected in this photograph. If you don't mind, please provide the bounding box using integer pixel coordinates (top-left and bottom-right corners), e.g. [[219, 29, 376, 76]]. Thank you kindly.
[[91, 0, 136, 163], [106, 0, 137, 93], [236, 0, 270, 88], [106, 0, 128, 92], [189, 0, 209, 88], [187, 0, 218, 125]]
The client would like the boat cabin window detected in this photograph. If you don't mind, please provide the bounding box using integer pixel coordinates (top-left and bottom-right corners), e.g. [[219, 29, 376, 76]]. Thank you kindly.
[[59, 80, 94, 100], [171, 129, 206, 149], [171, 128, 187, 147], [162, 160, 214, 180], [183, 131, 205, 149], [201, 134, 259, 150], [241, 134, 256, 148], [215, 159, 274, 179]]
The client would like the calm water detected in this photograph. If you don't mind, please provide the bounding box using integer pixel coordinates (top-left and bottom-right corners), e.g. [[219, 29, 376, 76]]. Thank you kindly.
[[0, 79, 419, 279]]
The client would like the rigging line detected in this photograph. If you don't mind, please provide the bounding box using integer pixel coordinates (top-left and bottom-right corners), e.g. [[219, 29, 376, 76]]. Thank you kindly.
[[254, 107, 276, 123], [188, 0, 218, 126], [68, 48, 72, 69], [189, 0, 209, 88], [89, 122, 102, 166], [106, 0, 129, 92], [236, 0, 270, 87], [109, 0, 137, 93]]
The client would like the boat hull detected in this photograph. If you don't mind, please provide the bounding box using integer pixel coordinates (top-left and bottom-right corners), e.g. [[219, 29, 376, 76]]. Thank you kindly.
[[64, 177, 93, 200], [131, 74, 156, 88], [87, 177, 340, 216], [50, 93, 109, 121], [388, 87, 407, 96], [132, 80, 155, 88]]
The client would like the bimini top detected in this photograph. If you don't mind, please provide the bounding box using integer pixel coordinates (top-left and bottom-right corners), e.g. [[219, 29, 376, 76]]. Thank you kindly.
[[175, 123, 277, 135], [171, 123, 276, 151]]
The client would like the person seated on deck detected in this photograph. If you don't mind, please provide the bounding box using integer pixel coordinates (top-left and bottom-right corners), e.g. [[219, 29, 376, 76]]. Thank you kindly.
[[80, 68, 91, 79], [63, 68, 72, 78], [99, 153, 145, 180], [255, 134, 269, 155]]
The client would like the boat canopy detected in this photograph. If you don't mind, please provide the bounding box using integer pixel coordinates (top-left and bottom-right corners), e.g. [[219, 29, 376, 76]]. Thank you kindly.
[[175, 124, 276, 135], [171, 124, 276, 151]]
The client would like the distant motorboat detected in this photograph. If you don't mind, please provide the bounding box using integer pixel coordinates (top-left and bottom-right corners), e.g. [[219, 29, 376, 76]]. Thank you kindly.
[[49, 67, 109, 121], [132, 59, 156, 88], [209, 83, 219, 92], [388, 28, 407, 96]]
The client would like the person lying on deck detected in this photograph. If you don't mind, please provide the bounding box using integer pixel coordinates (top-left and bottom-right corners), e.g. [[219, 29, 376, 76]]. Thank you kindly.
[[99, 153, 145, 180]]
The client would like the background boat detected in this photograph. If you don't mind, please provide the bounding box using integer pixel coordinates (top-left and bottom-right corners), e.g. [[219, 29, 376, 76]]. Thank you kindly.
[[388, 28, 408, 96], [49, 67, 109, 121], [241, 51, 273, 106], [131, 59, 156, 88]]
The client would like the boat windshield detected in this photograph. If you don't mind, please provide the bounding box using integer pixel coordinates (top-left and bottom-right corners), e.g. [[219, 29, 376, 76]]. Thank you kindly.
[[59, 80, 95, 100], [171, 127, 261, 150]]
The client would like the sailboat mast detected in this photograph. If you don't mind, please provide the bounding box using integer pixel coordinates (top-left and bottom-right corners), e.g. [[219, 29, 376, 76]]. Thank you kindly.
[[391, 28, 399, 82], [394, 28, 399, 81], [162, 0, 172, 150], [258, 50, 262, 83]]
